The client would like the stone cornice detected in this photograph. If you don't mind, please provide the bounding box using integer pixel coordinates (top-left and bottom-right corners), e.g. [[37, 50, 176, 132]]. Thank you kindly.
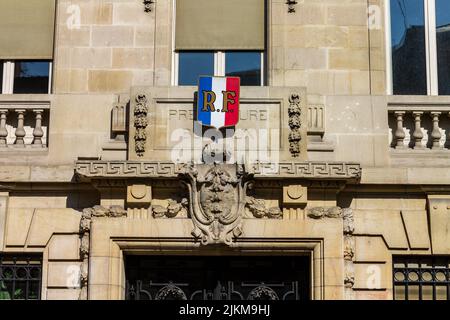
[[75, 161, 362, 181]]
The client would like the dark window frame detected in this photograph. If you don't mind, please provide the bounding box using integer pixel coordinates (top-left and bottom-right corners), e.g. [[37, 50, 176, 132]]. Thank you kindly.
[[393, 255, 450, 300], [0, 254, 43, 300]]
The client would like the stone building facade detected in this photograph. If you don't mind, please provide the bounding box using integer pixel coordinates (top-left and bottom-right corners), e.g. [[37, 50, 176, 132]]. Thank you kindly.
[[0, 0, 449, 300]]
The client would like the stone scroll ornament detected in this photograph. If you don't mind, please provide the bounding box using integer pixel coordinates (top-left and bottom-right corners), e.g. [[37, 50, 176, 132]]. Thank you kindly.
[[134, 94, 149, 157], [179, 163, 254, 246], [288, 93, 302, 157]]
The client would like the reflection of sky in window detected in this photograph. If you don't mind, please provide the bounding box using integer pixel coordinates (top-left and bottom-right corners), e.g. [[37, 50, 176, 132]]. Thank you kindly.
[[178, 52, 214, 86], [436, 0, 450, 28], [390, 0, 424, 46], [17, 62, 49, 77], [225, 52, 261, 75]]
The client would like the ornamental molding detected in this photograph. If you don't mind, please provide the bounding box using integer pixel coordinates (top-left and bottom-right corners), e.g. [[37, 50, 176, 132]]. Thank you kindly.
[[75, 161, 361, 181], [305, 206, 355, 295], [288, 93, 302, 157], [78, 205, 127, 300], [133, 94, 149, 157]]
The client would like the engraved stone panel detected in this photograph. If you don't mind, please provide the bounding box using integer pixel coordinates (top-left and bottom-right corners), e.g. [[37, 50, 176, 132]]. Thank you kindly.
[[128, 86, 307, 163]]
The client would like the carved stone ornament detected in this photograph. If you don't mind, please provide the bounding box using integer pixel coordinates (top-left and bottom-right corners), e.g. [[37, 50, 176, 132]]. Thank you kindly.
[[179, 163, 254, 246], [288, 93, 302, 157], [134, 94, 149, 157], [246, 196, 282, 219], [343, 208, 355, 295], [286, 0, 298, 13], [78, 205, 127, 300], [143, 0, 155, 13], [151, 198, 188, 218], [306, 206, 343, 219]]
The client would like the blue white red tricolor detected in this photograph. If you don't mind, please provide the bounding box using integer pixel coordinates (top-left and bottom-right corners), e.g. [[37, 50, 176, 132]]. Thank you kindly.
[[197, 76, 240, 129]]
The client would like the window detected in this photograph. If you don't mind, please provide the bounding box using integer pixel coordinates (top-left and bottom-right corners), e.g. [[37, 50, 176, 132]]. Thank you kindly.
[[388, 0, 450, 95], [394, 256, 450, 300], [173, 0, 265, 87], [178, 52, 214, 86], [436, 0, 450, 95], [0, 255, 42, 300], [1, 61, 52, 94], [176, 51, 264, 86], [226, 52, 262, 86]]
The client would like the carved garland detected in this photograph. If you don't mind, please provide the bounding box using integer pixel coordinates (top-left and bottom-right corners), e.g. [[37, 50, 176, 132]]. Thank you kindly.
[[246, 196, 282, 219], [343, 208, 355, 298], [288, 94, 302, 157], [134, 94, 149, 157], [78, 206, 127, 300]]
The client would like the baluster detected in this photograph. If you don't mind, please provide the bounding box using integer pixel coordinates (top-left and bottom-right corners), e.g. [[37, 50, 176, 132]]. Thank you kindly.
[[0, 109, 8, 147], [394, 111, 406, 149], [430, 112, 443, 150], [32, 109, 44, 147], [412, 112, 424, 149], [14, 109, 26, 147]]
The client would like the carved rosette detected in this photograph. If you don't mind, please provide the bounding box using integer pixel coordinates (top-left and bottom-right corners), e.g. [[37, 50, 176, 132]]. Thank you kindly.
[[134, 94, 149, 157], [179, 163, 254, 246], [78, 205, 127, 300], [288, 94, 302, 157]]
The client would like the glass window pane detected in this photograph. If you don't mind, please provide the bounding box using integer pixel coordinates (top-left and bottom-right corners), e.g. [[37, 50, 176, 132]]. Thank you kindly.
[[13, 61, 50, 94], [436, 0, 450, 95], [390, 0, 427, 95], [408, 285, 420, 300], [225, 52, 262, 86], [394, 285, 406, 300], [436, 286, 447, 300], [422, 285, 433, 300], [178, 52, 214, 86]]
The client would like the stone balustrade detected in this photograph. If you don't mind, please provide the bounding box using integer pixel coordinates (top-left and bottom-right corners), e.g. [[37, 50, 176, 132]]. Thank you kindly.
[[0, 99, 50, 149], [388, 98, 450, 151]]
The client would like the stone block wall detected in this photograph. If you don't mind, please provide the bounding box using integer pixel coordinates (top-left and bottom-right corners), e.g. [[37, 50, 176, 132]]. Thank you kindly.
[[52, 0, 387, 96], [54, 0, 173, 94], [270, 0, 386, 99]]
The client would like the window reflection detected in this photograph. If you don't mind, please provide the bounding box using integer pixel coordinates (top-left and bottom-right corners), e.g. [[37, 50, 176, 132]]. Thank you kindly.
[[178, 52, 214, 86], [390, 0, 427, 95], [13, 61, 50, 94], [225, 52, 262, 86], [436, 0, 450, 95]]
